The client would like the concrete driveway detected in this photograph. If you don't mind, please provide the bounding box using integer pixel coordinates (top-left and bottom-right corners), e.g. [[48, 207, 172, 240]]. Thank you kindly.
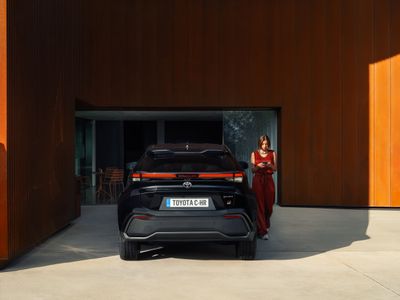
[[1, 205, 400, 300]]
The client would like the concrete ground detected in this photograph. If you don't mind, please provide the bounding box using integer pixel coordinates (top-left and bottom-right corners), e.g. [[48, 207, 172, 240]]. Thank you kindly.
[[1, 205, 400, 300]]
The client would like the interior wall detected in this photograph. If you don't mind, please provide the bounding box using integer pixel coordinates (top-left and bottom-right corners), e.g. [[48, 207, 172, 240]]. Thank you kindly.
[[4, 0, 78, 263], [164, 121, 222, 144], [96, 121, 125, 170], [124, 121, 158, 164], [76, 0, 400, 207]]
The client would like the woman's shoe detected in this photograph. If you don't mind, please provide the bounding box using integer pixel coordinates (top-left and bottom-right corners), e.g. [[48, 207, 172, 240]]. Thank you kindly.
[[261, 233, 269, 240]]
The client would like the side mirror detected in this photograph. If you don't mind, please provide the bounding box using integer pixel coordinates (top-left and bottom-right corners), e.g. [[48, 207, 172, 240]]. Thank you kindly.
[[238, 161, 249, 170]]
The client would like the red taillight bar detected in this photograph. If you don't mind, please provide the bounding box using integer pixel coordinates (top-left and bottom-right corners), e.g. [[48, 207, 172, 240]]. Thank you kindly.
[[198, 172, 244, 179], [141, 173, 177, 179], [130, 172, 244, 181], [198, 173, 233, 178], [130, 173, 176, 180]]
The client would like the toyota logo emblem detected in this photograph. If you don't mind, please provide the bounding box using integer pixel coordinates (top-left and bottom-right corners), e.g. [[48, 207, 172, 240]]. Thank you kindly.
[[183, 181, 192, 189]]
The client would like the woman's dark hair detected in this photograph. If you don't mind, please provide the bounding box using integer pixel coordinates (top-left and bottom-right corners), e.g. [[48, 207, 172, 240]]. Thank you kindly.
[[258, 135, 271, 149]]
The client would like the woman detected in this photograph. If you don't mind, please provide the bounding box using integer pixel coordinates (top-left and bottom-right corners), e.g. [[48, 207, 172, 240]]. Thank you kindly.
[[251, 135, 277, 240]]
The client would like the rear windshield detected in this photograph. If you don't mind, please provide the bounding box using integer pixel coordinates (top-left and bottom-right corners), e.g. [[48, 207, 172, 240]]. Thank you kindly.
[[136, 153, 239, 172]]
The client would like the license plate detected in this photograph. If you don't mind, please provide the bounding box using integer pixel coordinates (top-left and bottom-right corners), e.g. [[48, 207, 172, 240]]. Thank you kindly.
[[165, 198, 209, 208]]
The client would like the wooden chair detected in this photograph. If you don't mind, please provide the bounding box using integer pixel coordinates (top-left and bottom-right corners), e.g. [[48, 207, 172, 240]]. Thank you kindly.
[[103, 167, 125, 203], [95, 168, 112, 202]]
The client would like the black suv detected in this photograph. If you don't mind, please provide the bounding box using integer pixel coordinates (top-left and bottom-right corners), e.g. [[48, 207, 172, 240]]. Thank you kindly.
[[118, 143, 257, 260]]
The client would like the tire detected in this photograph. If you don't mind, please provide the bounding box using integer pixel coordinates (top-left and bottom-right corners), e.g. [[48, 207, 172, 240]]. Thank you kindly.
[[119, 233, 141, 260], [236, 237, 257, 260]]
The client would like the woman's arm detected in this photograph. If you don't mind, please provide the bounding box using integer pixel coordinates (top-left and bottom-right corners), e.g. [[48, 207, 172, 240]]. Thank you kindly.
[[251, 152, 257, 173], [251, 151, 265, 173], [268, 151, 277, 172]]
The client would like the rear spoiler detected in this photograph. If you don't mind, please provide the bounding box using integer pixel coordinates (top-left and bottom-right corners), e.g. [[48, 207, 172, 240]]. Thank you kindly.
[[147, 149, 228, 159]]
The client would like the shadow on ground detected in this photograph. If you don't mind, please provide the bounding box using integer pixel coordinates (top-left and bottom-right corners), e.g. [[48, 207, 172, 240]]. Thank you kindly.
[[3, 205, 369, 271]]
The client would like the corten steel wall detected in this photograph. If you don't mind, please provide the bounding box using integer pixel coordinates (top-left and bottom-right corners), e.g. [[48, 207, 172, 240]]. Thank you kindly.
[[0, 0, 8, 264], [373, 1, 400, 207], [76, 0, 400, 207], [0, 0, 78, 266], [1, 0, 400, 267]]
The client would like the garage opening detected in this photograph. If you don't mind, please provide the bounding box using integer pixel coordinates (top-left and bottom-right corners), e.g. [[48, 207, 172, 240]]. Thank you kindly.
[[75, 110, 279, 205]]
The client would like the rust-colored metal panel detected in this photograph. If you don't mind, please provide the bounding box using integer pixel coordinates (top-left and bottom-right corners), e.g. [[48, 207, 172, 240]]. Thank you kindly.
[[6, 0, 77, 261], [277, 0, 296, 205], [291, 2, 312, 205], [202, 1, 220, 104], [308, 0, 342, 205], [215, 1, 239, 106], [3, 0, 400, 269], [391, 0, 400, 206], [373, 0, 391, 206], [0, 0, 8, 260], [357, 0, 374, 207], [341, 0, 364, 206], [308, 0, 327, 205], [172, 0, 200, 106], [74, 0, 400, 207], [324, 0, 343, 205]]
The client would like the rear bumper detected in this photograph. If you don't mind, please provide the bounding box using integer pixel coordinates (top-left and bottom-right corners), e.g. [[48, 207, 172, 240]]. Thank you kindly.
[[123, 208, 256, 242]]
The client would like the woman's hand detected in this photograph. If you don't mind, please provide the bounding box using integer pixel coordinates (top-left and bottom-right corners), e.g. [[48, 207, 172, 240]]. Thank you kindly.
[[262, 161, 275, 171], [265, 161, 276, 171], [257, 163, 266, 168]]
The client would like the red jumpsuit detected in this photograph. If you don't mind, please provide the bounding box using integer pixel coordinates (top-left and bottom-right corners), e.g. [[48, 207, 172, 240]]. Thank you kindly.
[[252, 150, 275, 236]]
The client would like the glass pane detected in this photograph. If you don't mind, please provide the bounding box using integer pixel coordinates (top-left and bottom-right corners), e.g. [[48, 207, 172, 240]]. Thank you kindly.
[[223, 110, 278, 202], [75, 118, 94, 204]]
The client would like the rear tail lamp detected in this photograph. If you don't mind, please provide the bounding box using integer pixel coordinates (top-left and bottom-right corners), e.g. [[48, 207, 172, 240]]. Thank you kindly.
[[130, 173, 141, 182], [130, 172, 244, 182], [130, 173, 176, 181], [223, 172, 244, 183], [198, 172, 244, 182], [224, 214, 242, 219], [133, 215, 152, 220]]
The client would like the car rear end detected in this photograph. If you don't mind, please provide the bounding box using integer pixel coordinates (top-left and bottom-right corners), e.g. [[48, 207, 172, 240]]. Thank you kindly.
[[118, 144, 257, 260]]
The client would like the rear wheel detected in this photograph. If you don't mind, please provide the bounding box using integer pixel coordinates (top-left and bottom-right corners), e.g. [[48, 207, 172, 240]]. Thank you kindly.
[[119, 233, 141, 260], [236, 237, 257, 260]]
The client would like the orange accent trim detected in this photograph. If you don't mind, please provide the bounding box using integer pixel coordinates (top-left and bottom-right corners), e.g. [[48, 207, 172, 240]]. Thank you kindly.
[[198, 173, 233, 178], [198, 172, 243, 179], [140, 173, 177, 179]]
